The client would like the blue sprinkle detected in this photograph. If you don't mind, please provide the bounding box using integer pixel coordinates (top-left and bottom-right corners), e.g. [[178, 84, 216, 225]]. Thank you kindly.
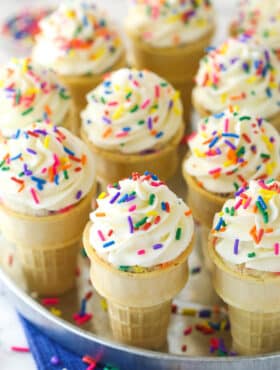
[[103, 240, 115, 248]]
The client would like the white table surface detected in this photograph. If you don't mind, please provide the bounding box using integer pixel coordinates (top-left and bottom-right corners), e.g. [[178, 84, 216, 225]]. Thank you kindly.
[[0, 0, 235, 369]]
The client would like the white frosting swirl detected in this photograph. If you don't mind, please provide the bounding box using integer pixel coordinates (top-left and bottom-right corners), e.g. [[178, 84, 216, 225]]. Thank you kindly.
[[125, 0, 214, 47], [81, 68, 183, 154], [89, 173, 194, 268], [0, 58, 71, 136], [32, 0, 123, 76], [193, 38, 280, 118], [184, 109, 280, 193], [233, 0, 280, 53], [0, 122, 95, 216], [212, 180, 280, 272]]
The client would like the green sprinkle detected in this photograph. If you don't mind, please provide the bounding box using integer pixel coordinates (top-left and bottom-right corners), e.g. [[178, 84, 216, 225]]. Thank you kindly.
[[63, 170, 69, 180], [0, 159, 5, 168], [260, 153, 270, 159], [248, 252, 256, 258], [80, 248, 87, 258], [59, 90, 70, 100], [138, 120, 145, 125], [100, 96, 106, 104], [149, 194, 155, 205], [160, 82, 168, 87], [230, 207, 235, 216], [256, 201, 269, 223], [130, 104, 139, 113], [126, 92, 132, 100], [225, 207, 230, 214], [135, 217, 148, 229], [1, 167, 10, 171], [119, 266, 129, 272], [22, 107, 34, 116], [176, 228, 182, 240], [236, 146, 245, 157], [239, 116, 251, 121], [233, 182, 239, 191], [15, 89, 21, 105]]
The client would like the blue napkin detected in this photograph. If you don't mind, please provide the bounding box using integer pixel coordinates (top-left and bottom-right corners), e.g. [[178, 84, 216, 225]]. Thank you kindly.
[[19, 315, 97, 370]]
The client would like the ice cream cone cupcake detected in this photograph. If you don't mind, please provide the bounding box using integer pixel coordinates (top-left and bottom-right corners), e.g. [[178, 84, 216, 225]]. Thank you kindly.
[[0, 57, 75, 135], [192, 37, 280, 131], [83, 172, 194, 349], [229, 1, 280, 60], [0, 121, 96, 295], [81, 68, 184, 188], [125, 0, 215, 121], [32, 0, 126, 132], [209, 179, 280, 355], [182, 108, 280, 269]]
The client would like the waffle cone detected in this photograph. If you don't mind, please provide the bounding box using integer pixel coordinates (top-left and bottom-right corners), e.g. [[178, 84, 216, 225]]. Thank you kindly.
[[59, 53, 127, 128], [183, 167, 230, 228], [81, 124, 184, 187], [192, 90, 280, 132], [126, 28, 214, 121], [208, 235, 280, 355], [0, 186, 96, 295], [83, 222, 193, 349]]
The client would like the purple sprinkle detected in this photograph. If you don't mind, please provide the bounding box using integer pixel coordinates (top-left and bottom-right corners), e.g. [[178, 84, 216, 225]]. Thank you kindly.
[[168, 100, 173, 110], [50, 356, 60, 365], [233, 239, 239, 255], [235, 187, 245, 196], [34, 129, 47, 136], [110, 192, 120, 204], [128, 216, 134, 233], [23, 164, 32, 176], [76, 190, 82, 200], [102, 116, 111, 124], [224, 140, 236, 150], [147, 116, 153, 130], [125, 195, 136, 202], [26, 148, 37, 155], [153, 244, 163, 250]]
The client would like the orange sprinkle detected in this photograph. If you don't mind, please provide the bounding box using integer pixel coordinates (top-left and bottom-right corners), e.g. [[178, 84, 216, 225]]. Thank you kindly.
[[102, 127, 112, 138], [95, 212, 106, 217], [44, 105, 52, 116], [184, 210, 192, 216]]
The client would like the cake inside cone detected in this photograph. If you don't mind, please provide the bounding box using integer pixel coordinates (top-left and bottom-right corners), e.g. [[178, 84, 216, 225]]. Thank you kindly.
[[209, 179, 280, 355], [0, 121, 96, 296], [83, 171, 194, 349]]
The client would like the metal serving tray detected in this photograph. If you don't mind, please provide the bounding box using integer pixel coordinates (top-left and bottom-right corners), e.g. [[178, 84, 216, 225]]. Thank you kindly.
[[1, 209, 280, 370]]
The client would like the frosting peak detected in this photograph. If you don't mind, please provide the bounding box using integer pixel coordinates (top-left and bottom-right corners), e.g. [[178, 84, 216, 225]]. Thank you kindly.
[[212, 180, 280, 272], [232, 0, 280, 56], [125, 0, 214, 47], [184, 109, 280, 193], [81, 68, 183, 154], [89, 172, 194, 269], [0, 121, 95, 215], [193, 37, 280, 118], [32, 0, 123, 75], [0, 58, 71, 136]]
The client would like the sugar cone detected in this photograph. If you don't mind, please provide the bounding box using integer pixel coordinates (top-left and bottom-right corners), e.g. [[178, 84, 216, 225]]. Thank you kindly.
[[59, 53, 127, 118], [209, 236, 280, 355], [126, 28, 214, 122], [83, 222, 193, 349], [81, 123, 184, 188], [0, 186, 96, 295], [192, 90, 280, 132], [200, 225, 215, 272], [183, 168, 230, 229], [62, 102, 79, 134]]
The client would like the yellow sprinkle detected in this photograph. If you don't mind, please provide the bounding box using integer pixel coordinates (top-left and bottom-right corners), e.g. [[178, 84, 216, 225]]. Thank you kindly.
[[66, 10, 76, 18], [220, 319, 227, 331], [196, 18, 207, 27], [98, 192, 107, 199], [259, 189, 277, 201], [269, 82, 278, 89], [194, 148, 205, 157], [246, 76, 257, 83], [147, 210, 158, 216], [262, 134, 273, 151], [166, 14, 180, 23], [181, 308, 197, 316], [100, 298, 108, 311], [223, 160, 234, 167], [44, 136, 50, 148], [132, 266, 146, 273], [50, 307, 62, 317], [220, 93, 228, 104], [112, 105, 124, 120], [266, 162, 275, 176]]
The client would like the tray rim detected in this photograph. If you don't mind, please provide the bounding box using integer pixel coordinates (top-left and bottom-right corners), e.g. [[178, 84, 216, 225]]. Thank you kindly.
[[1, 266, 280, 367]]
